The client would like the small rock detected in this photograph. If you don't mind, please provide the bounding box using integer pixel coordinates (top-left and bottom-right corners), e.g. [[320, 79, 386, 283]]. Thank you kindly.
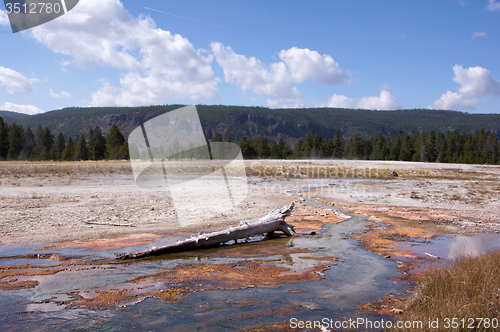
[[384, 255, 391, 259], [390, 308, 403, 314]]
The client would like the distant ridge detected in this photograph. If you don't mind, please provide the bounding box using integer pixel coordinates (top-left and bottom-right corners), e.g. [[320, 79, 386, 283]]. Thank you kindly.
[[3, 105, 500, 143], [0, 110, 31, 124]]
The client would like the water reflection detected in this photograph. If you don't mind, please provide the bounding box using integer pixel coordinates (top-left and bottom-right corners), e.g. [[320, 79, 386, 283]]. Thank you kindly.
[[405, 233, 500, 260], [448, 234, 500, 259]]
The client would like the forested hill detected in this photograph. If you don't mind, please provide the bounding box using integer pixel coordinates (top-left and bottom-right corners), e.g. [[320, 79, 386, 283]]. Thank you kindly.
[[0, 111, 30, 124], [5, 105, 500, 143]]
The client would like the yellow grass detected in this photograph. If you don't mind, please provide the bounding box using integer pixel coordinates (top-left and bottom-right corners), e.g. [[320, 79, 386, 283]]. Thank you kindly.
[[394, 250, 500, 331]]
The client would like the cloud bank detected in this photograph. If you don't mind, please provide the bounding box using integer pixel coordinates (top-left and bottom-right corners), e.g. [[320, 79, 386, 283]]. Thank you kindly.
[[211, 42, 348, 107], [0, 102, 44, 115], [30, 0, 219, 106], [0, 66, 39, 95], [322, 88, 402, 110], [429, 65, 500, 110]]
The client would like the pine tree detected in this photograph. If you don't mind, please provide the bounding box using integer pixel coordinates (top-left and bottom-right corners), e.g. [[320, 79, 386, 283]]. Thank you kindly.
[[271, 137, 292, 159], [7, 122, 24, 160], [0, 117, 9, 160], [31, 125, 43, 159], [73, 134, 88, 161], [20, 127, 35, 160], [312, 133, 323, 157], [445, 130, 461, 163], [32, 126, 54, 160], [87, 127, 95, 158], [224, 129, 231, 142], [254, 134, 271, 158], [211, 133, 223, 142], [424, 130, 437, 162], [488, 133, 499, 164], [88, 126, 106, 160], [389, 132, 403, 160], [293, 138, 306, 159], [53, 132, 66, 161], [61, 136, 74, 161], [303, 130, 314, 158], [462, 134, 475, 164], [115, 141, 130, 160], [398, 134, 414, 161], [319, 137, 334, 158], [436, 132, 447, 163], [237, 136, 256, 159], [369, 133, 386, 160], [346, 133, 364, 159], [332, 131, 344, 158], [106, 125, 125, 159]]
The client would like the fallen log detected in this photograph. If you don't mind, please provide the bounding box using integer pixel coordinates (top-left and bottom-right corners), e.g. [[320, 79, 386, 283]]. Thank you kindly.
[[82, 220, 136, 227], [116, 201, 297, 260]]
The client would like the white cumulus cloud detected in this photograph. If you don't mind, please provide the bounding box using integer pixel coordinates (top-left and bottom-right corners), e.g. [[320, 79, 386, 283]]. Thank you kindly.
[[323, 88, 402, 110], [429, 65, 500, 110], [0, 66, 39, 95], [0, 9, 8, 25], [357, 90, 402, 110], [211, 42, 301, 103], [49, 88, 72, 99], [486, 0, 500, 11], [30, 0, 219, 106], [211, 42, 348, 106], [278, 47, 348, 85], [0, 102, 44, 115], [324, 94, 355, 108]]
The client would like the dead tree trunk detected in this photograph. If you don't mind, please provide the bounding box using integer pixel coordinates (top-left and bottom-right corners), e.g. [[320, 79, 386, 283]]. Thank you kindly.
[[117, 201, 297, 260]]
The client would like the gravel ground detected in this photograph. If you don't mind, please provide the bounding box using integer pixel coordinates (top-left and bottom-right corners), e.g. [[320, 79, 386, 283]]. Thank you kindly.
[[1, 160, 499, 244]]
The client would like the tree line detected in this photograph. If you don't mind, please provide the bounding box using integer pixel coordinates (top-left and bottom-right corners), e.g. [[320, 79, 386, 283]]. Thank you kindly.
[[0, 118, 129, 161], [1, 115, 498, 165], [231, 129, 499, 165]]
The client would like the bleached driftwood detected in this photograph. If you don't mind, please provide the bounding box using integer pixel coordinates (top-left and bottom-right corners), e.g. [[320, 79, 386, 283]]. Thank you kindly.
[[116, 201, 297, 260], [82, 220, 136, 227]]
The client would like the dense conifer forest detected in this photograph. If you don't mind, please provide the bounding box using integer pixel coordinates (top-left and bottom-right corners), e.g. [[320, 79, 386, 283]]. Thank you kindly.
[[0, 118, 129, 161], [231, 129, 499, 164], [1, 116, 498, 165]]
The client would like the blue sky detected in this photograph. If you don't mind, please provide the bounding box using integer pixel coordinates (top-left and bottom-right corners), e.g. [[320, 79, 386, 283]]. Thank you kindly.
[[1, 0, 500, 115]]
